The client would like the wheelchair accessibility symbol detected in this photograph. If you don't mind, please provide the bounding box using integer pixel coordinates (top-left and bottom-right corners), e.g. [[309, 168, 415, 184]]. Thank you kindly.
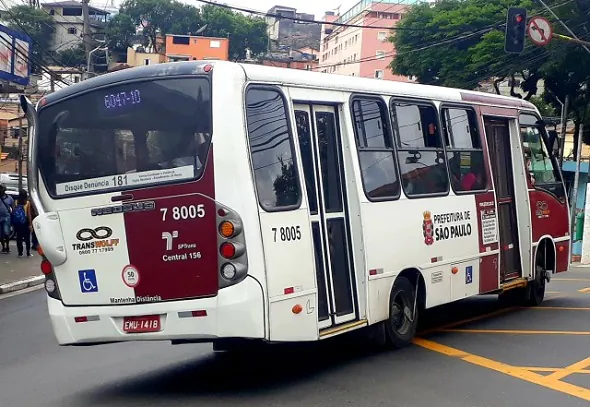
[[78, 269, 98, 293]]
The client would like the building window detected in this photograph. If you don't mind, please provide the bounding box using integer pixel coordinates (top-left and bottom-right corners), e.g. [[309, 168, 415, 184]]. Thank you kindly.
[[376, 50, 386, 59], [49, 9, 55, 15], [245, 87, 301, 211], [144, 59, 151, 65], [210, 40, 221, 48], [172, 36, 190, 45], [351, 97, 400, 200], [378, 31, 387, 41], [67, 27, 77, 35], [375, 70, 384, 79], [391, 100, 449, 197], [392, 13, 400, 19], [442, 107, 487, 193]]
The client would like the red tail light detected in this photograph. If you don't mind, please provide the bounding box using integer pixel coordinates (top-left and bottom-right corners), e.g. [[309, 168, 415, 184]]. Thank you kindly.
[[220, 242, 236, 259], [41, 259, 53, 275]]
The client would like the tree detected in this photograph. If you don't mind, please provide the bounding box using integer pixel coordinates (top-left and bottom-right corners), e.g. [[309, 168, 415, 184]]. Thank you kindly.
[[107, 0, 269, 61], [390, 0, 547, 96], [119, 0, 202, 53], [53, 44, 86, 67], [105, 13, 137, 54], [200, 5, 268, 60], [390, 0, 590, 159], [4, 5, 54, 73]]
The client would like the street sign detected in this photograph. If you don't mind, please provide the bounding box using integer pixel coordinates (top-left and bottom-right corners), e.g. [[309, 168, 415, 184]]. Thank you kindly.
[[528, 16, 553, 46]]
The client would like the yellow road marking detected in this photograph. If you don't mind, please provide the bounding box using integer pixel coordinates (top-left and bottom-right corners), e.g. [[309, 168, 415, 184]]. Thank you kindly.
[[443, 329, 590, 335], [578, 287, 590, 293], [413, 338, 590, 402], [547, 357, 590, 381], [417, 306, 518, 336], [527, 306, 590, 310], [516, 367, 590, 374], [546, 291, 561, 294], [554, 278, 590, 282]]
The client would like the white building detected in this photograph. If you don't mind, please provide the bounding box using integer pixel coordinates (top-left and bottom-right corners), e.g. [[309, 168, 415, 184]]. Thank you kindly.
[[41, 1, 110, 52]]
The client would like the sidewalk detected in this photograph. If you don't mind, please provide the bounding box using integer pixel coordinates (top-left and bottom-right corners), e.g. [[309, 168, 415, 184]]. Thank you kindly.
[[0, 241, 44, 294]]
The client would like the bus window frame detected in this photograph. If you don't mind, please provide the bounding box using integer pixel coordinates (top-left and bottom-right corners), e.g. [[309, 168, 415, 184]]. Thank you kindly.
[[36, 74, 214, 200], [439, 102, 490, 196], [349, 93, 402, 202], [518, 111, 566, 202], [243, 83, 303, 213], [389, 96, 450, 199]]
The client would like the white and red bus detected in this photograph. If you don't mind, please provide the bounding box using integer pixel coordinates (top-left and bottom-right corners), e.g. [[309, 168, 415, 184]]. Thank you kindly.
[[21, 60, 570, 349]]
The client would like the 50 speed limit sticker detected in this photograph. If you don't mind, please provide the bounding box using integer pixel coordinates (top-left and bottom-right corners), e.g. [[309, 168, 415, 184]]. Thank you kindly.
[[122, 265, 140, 287]]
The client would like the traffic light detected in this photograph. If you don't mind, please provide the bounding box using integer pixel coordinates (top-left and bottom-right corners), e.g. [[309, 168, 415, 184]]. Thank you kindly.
[[505, 7, 527, 53]]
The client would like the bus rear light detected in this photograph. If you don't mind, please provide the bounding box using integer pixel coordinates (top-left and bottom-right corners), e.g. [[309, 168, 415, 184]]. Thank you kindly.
[[219, 221, 235, 238], [218, 208, 227, 217], [41, 259, 53, 275], [203, 64, 213, 72], [74, 316, 88, 323], [192, 310, 207, 317], [220, 242, 236, 259], [292, 304, 303, 314], [221, 263, 237, 280], [45, 278, 56, 293]]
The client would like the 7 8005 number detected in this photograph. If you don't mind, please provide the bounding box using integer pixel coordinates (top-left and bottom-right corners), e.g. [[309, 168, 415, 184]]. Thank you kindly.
[[160, 205, 205, 221], [272, 226, 301, 242]]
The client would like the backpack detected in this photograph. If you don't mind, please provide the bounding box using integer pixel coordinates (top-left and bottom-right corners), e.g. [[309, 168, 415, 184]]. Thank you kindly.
[[11, 204, 26, 225]]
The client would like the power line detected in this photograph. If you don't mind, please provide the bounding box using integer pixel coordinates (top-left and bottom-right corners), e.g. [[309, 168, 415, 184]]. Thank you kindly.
[[194, 0, 455, 32]]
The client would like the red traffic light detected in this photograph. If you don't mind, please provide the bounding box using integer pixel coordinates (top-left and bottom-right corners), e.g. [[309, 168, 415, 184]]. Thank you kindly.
[[515, 14, 524, 23]]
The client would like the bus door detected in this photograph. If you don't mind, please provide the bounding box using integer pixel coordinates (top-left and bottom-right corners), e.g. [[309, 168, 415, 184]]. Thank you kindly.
[[293, 104, 357, 329], [484, 117, 522, 281]]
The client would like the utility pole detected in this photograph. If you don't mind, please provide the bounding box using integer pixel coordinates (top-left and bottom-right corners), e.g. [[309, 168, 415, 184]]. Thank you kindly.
[[17, 104, 23, 191], [558, 95, 569, 167], [82, 0, 93, 78], [571, 124, 584, 239]]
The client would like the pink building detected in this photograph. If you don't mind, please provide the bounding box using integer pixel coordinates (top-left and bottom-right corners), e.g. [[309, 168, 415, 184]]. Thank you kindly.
[[319, 0, 420, 81]]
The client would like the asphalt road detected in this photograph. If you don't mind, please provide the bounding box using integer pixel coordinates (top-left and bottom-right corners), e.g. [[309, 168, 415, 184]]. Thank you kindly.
[[3, 269, 590, 407]]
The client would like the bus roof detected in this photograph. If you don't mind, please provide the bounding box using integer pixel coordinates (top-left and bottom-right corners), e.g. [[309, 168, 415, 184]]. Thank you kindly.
[[39, 60, 537, 112]]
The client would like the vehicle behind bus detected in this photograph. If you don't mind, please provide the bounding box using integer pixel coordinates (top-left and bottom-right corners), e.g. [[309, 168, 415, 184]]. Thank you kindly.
[[23, 60, 569, 350]]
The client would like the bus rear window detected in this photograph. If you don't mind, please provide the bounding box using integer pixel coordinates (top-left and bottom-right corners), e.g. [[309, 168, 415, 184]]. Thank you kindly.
[[37, 77, 212, 197]]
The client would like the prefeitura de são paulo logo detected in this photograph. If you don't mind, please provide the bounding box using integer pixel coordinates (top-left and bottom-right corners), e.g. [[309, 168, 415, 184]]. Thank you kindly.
[[422, 211, 434, 246]]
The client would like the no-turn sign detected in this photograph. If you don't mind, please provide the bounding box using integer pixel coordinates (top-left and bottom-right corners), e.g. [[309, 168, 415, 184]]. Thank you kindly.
[[528, 16, 553, 46]]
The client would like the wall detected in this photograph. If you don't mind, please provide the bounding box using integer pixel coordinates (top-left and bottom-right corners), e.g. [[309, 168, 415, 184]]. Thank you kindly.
[[165, 35, 229, 62], [127, 48, 165, 67]]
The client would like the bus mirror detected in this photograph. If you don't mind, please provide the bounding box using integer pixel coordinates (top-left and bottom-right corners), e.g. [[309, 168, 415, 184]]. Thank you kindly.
[[547, 130, 559, 155], [20, 95, 30, 114]]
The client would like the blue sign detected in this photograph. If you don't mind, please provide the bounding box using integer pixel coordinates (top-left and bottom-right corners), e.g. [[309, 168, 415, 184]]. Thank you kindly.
[[78, 269, 98, 293], [0, 24, 32, 86], [466, 266, 473, 285]]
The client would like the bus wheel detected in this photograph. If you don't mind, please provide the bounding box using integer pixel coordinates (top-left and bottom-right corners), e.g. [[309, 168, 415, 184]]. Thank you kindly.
[[526, 264, 547, 307], [385, 276, 418, 348]]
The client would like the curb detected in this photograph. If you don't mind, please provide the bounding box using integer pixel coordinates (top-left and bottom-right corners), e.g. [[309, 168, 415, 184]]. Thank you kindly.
[[0, 275, 45, 294]]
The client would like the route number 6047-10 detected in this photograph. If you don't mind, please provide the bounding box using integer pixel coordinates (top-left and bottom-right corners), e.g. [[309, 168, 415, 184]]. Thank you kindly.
[[160, 205, 205, 222]]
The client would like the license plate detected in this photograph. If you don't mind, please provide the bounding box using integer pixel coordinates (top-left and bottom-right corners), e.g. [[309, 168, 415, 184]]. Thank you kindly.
[[123, 315, 161, 333]]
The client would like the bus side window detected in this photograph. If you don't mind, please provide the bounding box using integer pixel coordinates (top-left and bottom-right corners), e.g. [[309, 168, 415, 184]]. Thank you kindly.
[[351, 97, 400, 200], [245, 87, 301, 211], [390, 100, 448, 197], [442, 107, 487, 193], [519, 113, 565, 199]]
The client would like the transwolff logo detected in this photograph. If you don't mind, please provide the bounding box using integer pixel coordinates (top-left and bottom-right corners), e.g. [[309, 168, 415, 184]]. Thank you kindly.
[[73, 226, 120, 251]]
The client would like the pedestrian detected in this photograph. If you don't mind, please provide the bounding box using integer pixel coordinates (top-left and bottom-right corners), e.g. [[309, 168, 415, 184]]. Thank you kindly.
[[0, 183, 14, 253], [12, 189, 32, 257], [29, 200, 38, 251]]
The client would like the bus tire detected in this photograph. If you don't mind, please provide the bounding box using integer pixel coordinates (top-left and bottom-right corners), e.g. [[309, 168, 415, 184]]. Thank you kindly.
[[526, 264, 546, 307], [385, 276, 418, 348]]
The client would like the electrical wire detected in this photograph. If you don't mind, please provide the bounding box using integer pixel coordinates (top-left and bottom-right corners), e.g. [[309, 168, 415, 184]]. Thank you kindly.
[[194, 0, 457, 32]]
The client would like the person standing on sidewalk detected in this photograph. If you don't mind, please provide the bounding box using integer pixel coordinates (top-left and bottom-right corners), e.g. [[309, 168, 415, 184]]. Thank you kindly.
[[0, 183, 14, 254], [29, 200, 38, 251], [12, 189, 32, 258]]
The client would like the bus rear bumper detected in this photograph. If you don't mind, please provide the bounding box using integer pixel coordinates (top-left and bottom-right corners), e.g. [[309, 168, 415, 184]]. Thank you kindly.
[[47, 277, 266, 346]]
